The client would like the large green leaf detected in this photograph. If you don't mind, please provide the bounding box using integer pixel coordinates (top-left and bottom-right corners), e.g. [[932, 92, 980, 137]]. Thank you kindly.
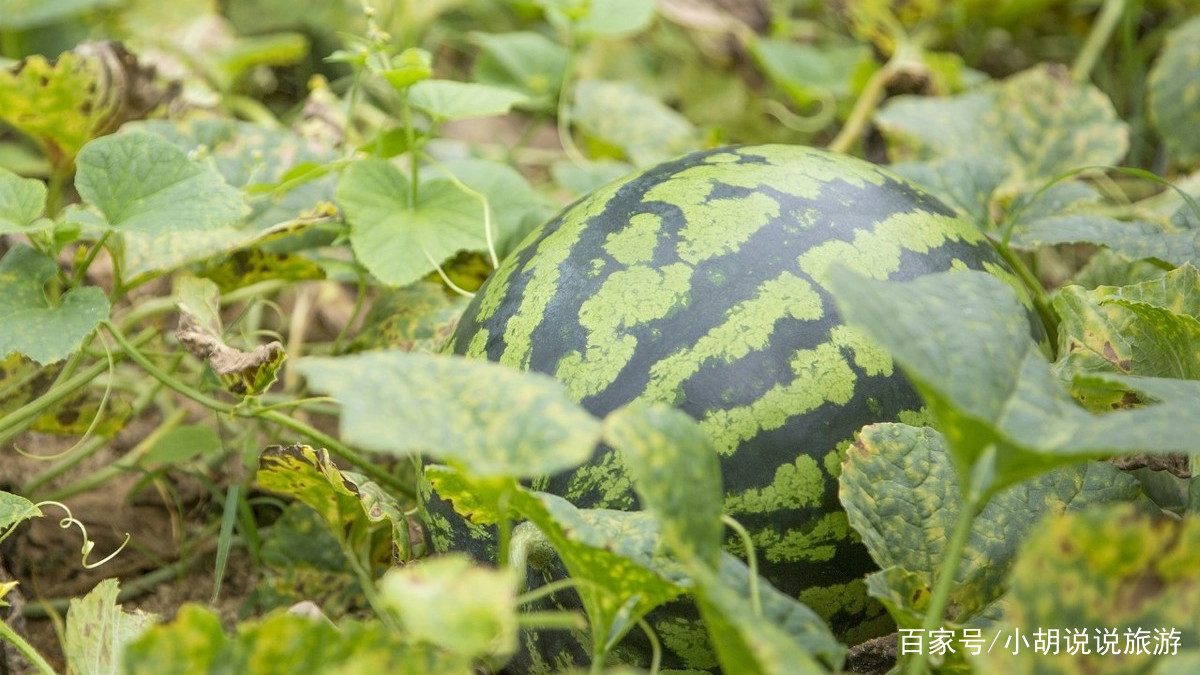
[[0, 245, 109, 365], [378, 555, 518, 659], [603, 403, 723, 568], [1148, 15, 1200, 167], [338, 159, 490, 287], [970, 504, 1200, 674], [434, 158, 552, 257], [0, 50, 108, 165], [296, 352, 600, 477], [471, 31, 568, 111], [123, 605, 469, 674], [0, 168, 48, 234], [748, 38, 872, 108], [877, 64, 1128, 187], [829, 267, 1200, 496], [408, 80, 527, 121], [74, 131, 253, 280], [65, 579, 158, 675], [891, 157, 1010, 230], [571, 80, 699, 166], [1013, 214, 1200, 267], [255, 505, 365, 615], [840, 423, 1148, 624], [131, 119, 339, 232], [537, 0, 657, 39]]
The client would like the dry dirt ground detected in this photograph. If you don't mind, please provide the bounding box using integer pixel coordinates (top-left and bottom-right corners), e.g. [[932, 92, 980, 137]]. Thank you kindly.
[[1, 417, 256, 674]]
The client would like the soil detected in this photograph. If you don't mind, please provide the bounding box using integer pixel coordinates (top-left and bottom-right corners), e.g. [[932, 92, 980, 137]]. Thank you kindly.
[[1, 417, 256, 674]]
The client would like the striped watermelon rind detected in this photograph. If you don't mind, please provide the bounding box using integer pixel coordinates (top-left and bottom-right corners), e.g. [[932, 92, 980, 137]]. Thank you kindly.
[[428, 144, 1040, 669]]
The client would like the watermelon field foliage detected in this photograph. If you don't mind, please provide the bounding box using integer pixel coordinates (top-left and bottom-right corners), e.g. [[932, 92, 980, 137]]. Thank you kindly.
[[2, 1, 1200, 673]]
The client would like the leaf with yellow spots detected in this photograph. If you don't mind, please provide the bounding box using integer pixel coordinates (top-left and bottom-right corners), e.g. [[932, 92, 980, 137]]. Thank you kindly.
[[970, 504, 1200, 674], [257, 444, 409, 567], [65, 579, 157, 675], [841, 423, 1148, 627], [1053, 265, 1200, 411], [296, 351, 601, 478], [123, 604, 469, 674]]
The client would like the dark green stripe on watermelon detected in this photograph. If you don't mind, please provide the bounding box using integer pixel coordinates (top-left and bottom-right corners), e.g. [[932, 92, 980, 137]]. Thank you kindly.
[[426, 145, 1042, 670]]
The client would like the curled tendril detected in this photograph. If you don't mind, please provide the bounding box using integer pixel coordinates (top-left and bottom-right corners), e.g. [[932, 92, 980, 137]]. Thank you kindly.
[[39, 501, 131, 569]]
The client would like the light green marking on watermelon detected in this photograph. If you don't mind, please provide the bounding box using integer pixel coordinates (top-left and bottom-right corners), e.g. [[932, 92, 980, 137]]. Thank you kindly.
[[673, 191, 779, 265], [829, 324, 893, 377], [701, 341, 856, 456], [563, 450, 635, 508], [653, 617, 718, 670], [556, 263, 692, 400], [799, 210, 984, 288], [723, 454, 825, 514], [640, 271, 824, 404], [603, 212, 662, 266], [797, 578, 883, 637], [751, 511, 852, 565], [471, 255, 514, 327], [464, 327, 490, 359], [498, 186, 616, 369]]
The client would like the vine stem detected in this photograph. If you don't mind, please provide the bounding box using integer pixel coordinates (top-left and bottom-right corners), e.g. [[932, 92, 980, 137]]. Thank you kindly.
[[100, 320, 413, 499], [0, 617, 57, 675], [1071, 0, 1127, 82], [906, 493, 982, 675]]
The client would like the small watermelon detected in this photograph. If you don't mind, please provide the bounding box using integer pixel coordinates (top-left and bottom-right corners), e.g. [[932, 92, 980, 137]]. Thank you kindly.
[[424, 145, 1040, 670]]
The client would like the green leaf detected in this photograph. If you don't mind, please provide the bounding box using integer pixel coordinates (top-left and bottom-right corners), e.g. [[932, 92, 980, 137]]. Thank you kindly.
[[75, 131, 253, 280], [257, 444, 406, 563], [471, 31, 568, 111], [1014, 215, 1200, 267], [0, 491, 41, 536], [378, 554, 518, 659], [891, 157, 1010, 229], [603, 403, 723, 568], [0, 168, 48, 234], [572, 80, 699, 166], [425, 467, 686, 652], [539, 0, 657, 38], [349, 282, 468, 354], [1052, 265, 1200, 408], [123, 605, 467, 674], [435, 158, 551, 257], [132, 119, 339, 232], [408, 80, 527, 121], [692, 564, 828, 675], [0, 0, 119, 30], [748, 38, 872, 107], [828, 267, 1200, 495], [255, 505, 364, 614], [338, 159, 488, 287], [295, 352, 601, 477], [0, 245, 109, 365], [141, 425, 223, 466], [1149, 15, 1200, 167], [877, 64, 1128, 186], [65, 578, 158, 675], [840, 423, 1148, 624], [970, 504, 1200, 673], [76, 132, 248, 235], [715, 554, 846, 670]]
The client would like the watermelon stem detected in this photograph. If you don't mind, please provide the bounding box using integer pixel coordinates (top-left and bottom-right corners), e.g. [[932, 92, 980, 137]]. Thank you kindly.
[[906, 492, 984, 675]]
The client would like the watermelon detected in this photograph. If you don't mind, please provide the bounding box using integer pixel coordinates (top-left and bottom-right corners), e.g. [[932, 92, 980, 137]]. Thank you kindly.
[[423, 145, 1041, 670]]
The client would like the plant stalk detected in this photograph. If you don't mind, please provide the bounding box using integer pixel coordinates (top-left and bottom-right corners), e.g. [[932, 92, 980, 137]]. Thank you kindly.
[[906, 494, 981, 675]]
